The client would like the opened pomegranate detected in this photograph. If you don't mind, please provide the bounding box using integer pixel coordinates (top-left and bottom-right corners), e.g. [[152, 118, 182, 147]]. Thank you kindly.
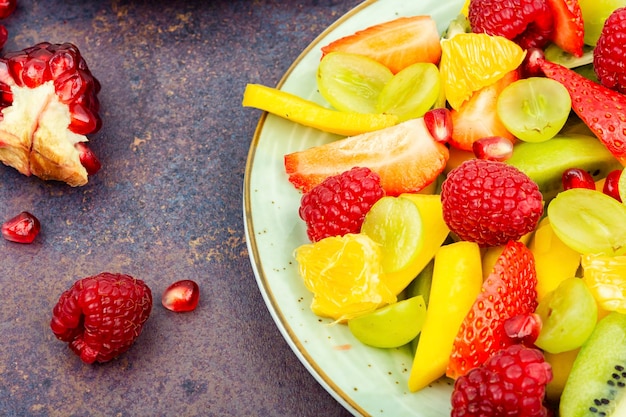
[[0, 42, 102, 186]]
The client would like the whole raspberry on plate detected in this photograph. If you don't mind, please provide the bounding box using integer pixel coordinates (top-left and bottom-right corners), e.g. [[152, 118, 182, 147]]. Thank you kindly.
[[441, 159, 543, 247], [0, 42, 102, 186], [594, 7, 626, 93], [298, 166, 384, 242], [451, 344, 553, 417], [468, 0, 553, 50], [50, 272, 153, 364]]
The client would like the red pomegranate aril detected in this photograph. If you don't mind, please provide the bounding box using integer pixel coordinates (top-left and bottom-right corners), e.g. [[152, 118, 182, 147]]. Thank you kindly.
[[0, 25, 7, 50], [75, 142, 101, 175], [472, 136, 514, 161], [503, 313, 542, 346], [0, 0, 17, 19], [2, 211, 41, 243], [22, 58, 51, 88], [562, 167, 597, 191], [423, 108, 452, 143], [603, 169, 622, 201], [162, 280, 200, 312]]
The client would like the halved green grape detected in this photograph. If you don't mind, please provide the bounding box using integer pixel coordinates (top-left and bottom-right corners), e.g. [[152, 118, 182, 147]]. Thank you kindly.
[[534, 277, 598, 354], [317, 51, 393, 114], [548, 188, 626, 256], [376, 63, 440, 122], [618, 167, 626, 203], [347, 295, 426, 348], [578, 0, 626, 46], [496, 77, 571, 143]]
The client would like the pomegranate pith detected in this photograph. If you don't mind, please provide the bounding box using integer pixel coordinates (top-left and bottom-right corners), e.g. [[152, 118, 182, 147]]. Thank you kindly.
[[1, 211, 40, 243], [0, 42, 102, 186], [162, 280, 200, 312]]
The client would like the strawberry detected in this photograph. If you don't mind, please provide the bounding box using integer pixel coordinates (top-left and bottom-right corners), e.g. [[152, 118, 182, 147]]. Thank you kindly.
[[320, 15, 442, 74], [449, 70, 518, 151], [545, 0, 584, 57], [284, 118, 449, 197], [447, 241, 538, 379], [50, 272, 153, 364], [536, 57, 626, 165]]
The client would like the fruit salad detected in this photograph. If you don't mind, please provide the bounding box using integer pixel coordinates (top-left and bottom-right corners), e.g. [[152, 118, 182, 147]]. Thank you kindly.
[[244, 0, 626, 415]]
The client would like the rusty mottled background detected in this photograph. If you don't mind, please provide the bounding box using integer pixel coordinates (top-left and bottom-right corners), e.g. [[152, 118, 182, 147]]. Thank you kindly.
[[0, 0, 361, 416]]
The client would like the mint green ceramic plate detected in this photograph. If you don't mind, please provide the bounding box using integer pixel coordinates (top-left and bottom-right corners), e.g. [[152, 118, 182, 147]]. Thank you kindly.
[[244, 0, 463, 415]]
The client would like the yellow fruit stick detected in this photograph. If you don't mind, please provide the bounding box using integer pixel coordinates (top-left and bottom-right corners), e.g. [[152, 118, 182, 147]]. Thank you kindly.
[[408, 241, 482, 392], [242, 83, 398, 137]]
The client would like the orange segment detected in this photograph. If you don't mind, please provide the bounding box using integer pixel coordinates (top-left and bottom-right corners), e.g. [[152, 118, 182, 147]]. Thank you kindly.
[[294, 233, 396, 322], [439, 33, 526, 110]]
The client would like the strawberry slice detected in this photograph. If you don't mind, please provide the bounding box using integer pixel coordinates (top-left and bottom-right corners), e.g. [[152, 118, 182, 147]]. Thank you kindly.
[[320, 15, 442, 74], [537, 58, 626, 164], [449, 70, 518, 151], [447, 241, 538, 379], [284, 118, 449, 196], [545, 0, 584, 57]]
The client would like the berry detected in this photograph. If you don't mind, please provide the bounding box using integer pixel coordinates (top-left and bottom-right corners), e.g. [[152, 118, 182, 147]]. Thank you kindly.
[[162, 279, 200, 312], [0, 42, 102, 186], [299, 166, 384, 242], [536, 57, 626, 165], [545, 0, 585, 57], [447, 241, 539, 378], [468, 0, 554, 50], [441, 159, 543, 247], [562, 167, 596, 191], [451, 344, 553, 417], [1, 211, 40, 243], [594, 7, 626, 93], [50, 272, 152, 364]]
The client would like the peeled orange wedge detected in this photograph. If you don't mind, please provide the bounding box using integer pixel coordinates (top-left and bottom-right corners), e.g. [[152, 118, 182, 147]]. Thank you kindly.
[[294, 233, 396, 322], [439, 33, 526, 110]]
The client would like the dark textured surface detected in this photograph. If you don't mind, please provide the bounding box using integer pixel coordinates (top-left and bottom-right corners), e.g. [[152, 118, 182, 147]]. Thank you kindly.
[[0, 0, 360, 416]]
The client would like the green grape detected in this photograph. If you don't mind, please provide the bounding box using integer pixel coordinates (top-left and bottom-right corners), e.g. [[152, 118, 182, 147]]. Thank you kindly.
[[347, 295, 426, 348], [578, 0, 626, 46], [376, 63, 440, 122], [618, 167, 626, 203], [548, 188, 626, 256], [496, 77, 571, 143], [534, 277, 598, 354], [317, 51, 393, 114]]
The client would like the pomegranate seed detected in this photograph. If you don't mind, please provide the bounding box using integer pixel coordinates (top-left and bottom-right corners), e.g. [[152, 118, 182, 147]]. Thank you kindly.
[[562, 167, 596, 190], [603, 169, 622, 202], [423, 108, 452, 143], [520, 47, 545, 78], [75, 142, 101, 175], [0, 0, 16, 19], [472, 136, 514, 161], [503, 313, 542, 346], [2, 211, 41, 243], [0, 25, 7, 51], [162, 279, 200, 312]]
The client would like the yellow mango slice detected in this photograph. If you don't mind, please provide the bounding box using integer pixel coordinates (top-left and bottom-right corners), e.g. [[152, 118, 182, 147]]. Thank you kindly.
[[408, 241, 482, 392]]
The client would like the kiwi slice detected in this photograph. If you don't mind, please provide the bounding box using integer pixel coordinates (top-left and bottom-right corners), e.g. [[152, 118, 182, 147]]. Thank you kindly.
[[560, 312, 626, 416], [506, 134, 622, 201]]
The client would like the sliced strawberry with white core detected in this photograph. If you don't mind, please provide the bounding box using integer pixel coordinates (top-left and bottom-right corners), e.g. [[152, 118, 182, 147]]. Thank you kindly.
[[0, 42, 101, 186]]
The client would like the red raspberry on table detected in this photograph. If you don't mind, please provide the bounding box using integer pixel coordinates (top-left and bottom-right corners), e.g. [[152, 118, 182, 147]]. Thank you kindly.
[[298, 166, 384, 242], [0, 42, 102, 186], [441, 159, 543, 247], [468, 0, 553, 50], [594, 7, 626, 93], [451, 344, 553, 417], [50, 272, 153, 364]]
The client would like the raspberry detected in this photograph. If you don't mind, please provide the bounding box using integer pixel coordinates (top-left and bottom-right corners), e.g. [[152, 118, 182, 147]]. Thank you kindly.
[[468, 0, 553, 50], [594, 7, 626, 93], [451, 344, 553, 417], [441, 159, 543, 247], [50, 272, 153, 364], [298, 166, 384, 242]]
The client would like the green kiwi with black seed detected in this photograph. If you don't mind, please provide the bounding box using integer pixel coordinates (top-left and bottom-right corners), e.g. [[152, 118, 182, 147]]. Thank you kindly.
[[506, 134, 622, 202], [560, 312, 626, 416]]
